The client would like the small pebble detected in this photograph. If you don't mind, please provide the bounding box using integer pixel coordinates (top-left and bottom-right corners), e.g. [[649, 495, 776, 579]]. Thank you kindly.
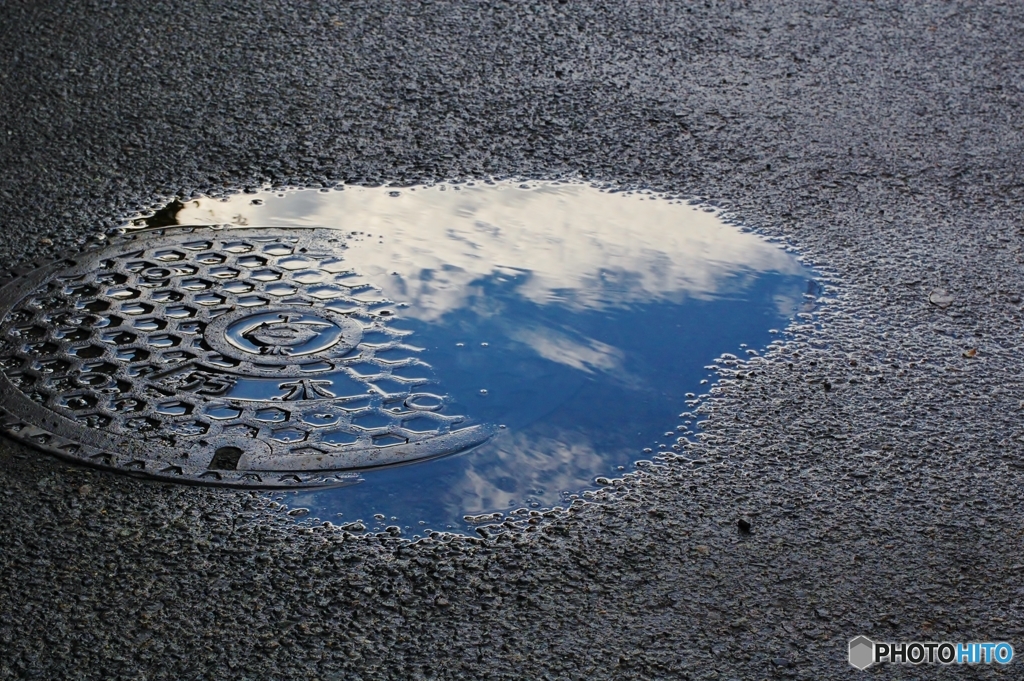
[[929, 288, 954, 308]]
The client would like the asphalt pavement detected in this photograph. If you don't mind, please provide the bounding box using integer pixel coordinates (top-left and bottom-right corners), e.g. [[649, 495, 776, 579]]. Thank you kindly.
[[2, 1, 1023, 679]]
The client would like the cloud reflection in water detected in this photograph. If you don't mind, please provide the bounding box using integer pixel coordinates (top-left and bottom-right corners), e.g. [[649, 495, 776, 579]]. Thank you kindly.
[[178, 182, 805, 316], [172, 182, 813, 532]]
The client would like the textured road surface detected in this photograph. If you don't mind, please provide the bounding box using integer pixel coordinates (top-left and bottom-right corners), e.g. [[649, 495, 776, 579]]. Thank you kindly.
[[2, 1, 1024, 679]]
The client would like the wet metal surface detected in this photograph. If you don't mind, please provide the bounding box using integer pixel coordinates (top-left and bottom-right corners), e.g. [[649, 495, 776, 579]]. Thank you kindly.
[[0, 227, 491, 487], [124, 182, 814, 531]]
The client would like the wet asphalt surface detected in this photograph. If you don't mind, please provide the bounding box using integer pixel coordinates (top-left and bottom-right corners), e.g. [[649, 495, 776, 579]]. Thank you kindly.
[[2, 1, 1024, 679]]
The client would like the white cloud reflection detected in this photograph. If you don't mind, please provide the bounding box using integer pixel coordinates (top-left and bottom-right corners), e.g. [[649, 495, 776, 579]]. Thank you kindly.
[[174, 181, 806, 321], [441, 428, 617, 514], [287, 427, 618, 525], [509, 325, 624, 375]]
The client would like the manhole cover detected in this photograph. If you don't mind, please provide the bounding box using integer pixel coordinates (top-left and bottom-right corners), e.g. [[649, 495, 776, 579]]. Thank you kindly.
[[0, 227, 492, 487]]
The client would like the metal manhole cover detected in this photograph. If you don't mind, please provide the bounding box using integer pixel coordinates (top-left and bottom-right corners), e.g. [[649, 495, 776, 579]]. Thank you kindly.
[[0, 227, 492, 487]]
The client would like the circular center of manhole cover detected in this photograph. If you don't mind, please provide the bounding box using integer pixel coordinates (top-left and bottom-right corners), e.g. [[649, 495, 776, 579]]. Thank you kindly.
[[0, 228, 492, 487]]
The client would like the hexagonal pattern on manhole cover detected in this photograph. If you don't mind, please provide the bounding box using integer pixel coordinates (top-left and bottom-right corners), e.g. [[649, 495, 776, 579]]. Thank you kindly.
[[0, 227, 493, 487]]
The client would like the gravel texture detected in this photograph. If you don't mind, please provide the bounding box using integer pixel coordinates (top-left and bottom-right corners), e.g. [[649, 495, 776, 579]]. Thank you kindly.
[[2, 1, 1024, 678]]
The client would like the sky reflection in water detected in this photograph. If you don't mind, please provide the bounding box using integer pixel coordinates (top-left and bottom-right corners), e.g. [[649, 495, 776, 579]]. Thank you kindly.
[[171, 182, 814, 533]]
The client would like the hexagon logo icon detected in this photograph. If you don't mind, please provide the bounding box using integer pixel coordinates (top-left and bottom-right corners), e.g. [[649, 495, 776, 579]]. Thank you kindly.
[[848, 636, 875, 670]]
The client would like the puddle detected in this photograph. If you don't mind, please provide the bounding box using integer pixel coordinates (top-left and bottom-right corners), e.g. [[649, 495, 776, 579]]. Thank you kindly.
[[155, 181, 814, 533], [0, 180, 814, 535]]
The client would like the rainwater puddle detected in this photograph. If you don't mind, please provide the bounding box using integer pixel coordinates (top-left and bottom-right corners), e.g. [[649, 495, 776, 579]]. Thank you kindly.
[[146, 181, 815, 533]]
